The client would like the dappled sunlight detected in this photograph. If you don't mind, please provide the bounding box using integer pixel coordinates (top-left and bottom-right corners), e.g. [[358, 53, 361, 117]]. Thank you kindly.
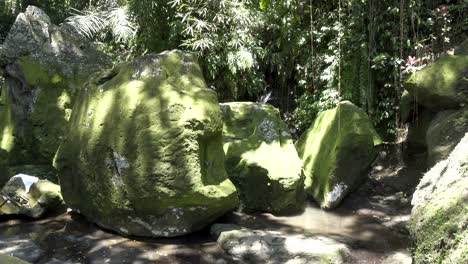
[[296, 102, 382, 209], [0, 3, 466, 263], [221, 102, 304, 214], [0, 122, 14, 152], [53, 50, 238, 238]]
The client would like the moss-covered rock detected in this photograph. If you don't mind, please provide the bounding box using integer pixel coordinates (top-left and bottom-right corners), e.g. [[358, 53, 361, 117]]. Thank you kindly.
[[0, 149, 9, 187], [0, 6, 112, 165], [406, 107, 435, 153], [426, 108, 467, 166], [405, 54, 468, 110], [454, 39, 468, 55], [211, 224, 351, 264], [400, 90, 415, 123], [410, 133, 468, 264], [53, 50, 239, 237], [221, 102, 305, 213], [295, 101, 381, 209], [0, 254, 30, 264], [0, 174, 64, 218]]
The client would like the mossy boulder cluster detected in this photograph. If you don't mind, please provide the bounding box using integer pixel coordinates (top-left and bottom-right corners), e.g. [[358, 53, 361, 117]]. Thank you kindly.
[[410, 133, 468, 264], [0, 174, 63, 218], [402, 45, 468, 263], [0, 6, 427, 242], [221, 102, 305, 213], [296, 101, 381, 209], [0, 6, 111, 168], [53, 50, 239, 237], [403, 48, 468, 165]]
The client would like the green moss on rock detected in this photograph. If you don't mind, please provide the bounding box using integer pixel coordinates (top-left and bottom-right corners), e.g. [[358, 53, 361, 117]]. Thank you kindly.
[[0, 149, 9, 187], [221, 102, 305, 213], [0, 81, 15, 154], [295, 101, 381, 209], [54, 50, 238, 237], [426, 108, 467, 166], [455, 39, 468, 55], [0, 6, 112, 166], [0, 254, 30, 264], [410, 134, 468, 264], [405, 55, 468, 110], [406, 107, 435, 153]]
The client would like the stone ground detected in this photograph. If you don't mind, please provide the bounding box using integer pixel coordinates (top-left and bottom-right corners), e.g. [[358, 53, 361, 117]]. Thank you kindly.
[[0, 143, 422, 264], [0, 178, 415, 264]]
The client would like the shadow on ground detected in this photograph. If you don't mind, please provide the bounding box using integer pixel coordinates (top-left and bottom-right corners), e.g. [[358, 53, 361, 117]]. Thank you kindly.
[[0, 175, 413, 264]]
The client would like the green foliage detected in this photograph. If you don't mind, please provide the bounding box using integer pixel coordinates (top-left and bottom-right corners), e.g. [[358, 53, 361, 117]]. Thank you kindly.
[[2, 0, 466, 138], [260, 0, 269, 10], [126, 0, 181, 53], [169, 0, 265, 100], [65, 2, 137, 62], [292, 89, 340, 135], [67, 6, 136, 45]]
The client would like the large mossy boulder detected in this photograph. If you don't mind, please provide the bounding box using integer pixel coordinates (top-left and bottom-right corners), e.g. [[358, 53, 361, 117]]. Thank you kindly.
[[426, 108, 467, 166], [53, 50, 239, 237], [410, 133, 468, 264], [405, 54, 468, 110], [0, 6, 111, 165], [221, 102, 304, 213], [0, 174, 63, 218], [295, 101, 381, 209]]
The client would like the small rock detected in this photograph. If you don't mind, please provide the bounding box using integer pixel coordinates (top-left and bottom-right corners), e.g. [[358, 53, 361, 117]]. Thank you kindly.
[[0, 174, 64, 218], [381, 250, 413, 264], [211, 224, 351, 264], [44, 259, 81, 264]]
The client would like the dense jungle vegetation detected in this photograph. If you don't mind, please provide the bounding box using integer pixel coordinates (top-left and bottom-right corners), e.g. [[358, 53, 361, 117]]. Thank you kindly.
[[1, 0, 466, 138], [0, 1, 467, 263]]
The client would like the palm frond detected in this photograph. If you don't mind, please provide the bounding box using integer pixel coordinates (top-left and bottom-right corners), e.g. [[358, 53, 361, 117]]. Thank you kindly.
[[65, 8, 105, 39], [65, 6, 136, 45], [107, 7, 137, 44]]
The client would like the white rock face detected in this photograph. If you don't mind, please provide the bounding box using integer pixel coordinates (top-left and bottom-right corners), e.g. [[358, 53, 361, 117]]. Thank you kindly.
[[0, 174, 63, 218], [211, 224, 351, 264], [410, 133, 468, 264], [10, 174, 39, 192]]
